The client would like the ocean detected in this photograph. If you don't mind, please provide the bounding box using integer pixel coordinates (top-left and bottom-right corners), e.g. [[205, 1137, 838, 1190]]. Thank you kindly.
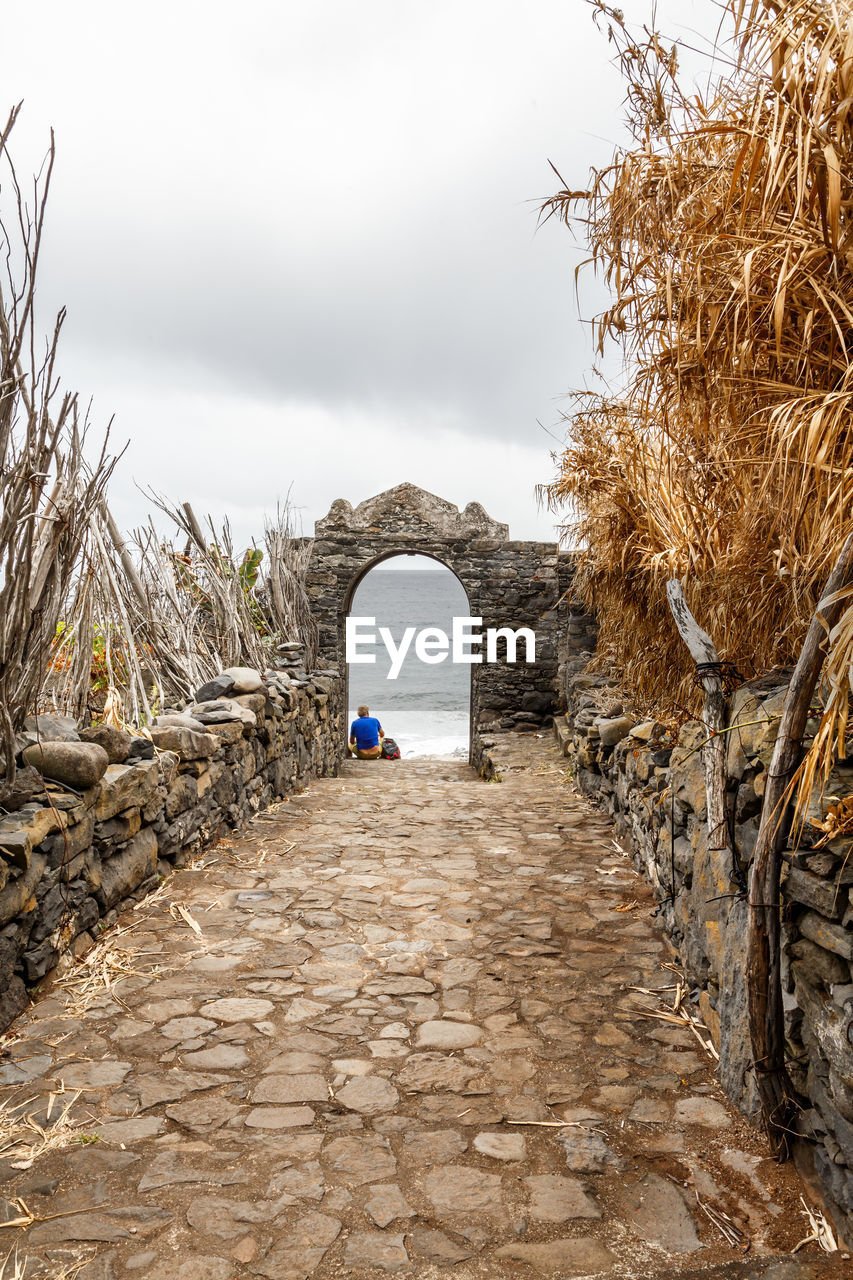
[[346, 567, 470, 758]]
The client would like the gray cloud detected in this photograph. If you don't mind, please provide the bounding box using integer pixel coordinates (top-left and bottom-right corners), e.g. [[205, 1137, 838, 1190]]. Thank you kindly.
[[4, 0, 719, 546]]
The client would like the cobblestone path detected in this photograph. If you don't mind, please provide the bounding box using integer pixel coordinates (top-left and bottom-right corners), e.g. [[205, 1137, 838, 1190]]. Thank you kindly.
[[1, 737, 849, 1278]]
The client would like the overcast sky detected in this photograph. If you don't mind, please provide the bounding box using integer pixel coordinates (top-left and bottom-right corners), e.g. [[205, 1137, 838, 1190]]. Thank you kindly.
[[5, 0, 720, 550]]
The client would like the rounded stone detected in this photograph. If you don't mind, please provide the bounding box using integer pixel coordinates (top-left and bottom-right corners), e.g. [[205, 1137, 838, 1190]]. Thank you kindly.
[[194, 675, 236, 703], [153, 713, 208, 733], [20, 714, 79, 744], [596, 715, 635, 747], [199, 997, 275, 1023], [222, 666, 263, 693], [335, 1076, 399, 1115], [21, 740, 109, 789], [79, 724, 133, 763]]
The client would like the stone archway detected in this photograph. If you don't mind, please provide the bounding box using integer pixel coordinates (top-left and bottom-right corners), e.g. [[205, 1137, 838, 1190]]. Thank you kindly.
[[344, 550, 473, 758], [306, 483, 571, 760]]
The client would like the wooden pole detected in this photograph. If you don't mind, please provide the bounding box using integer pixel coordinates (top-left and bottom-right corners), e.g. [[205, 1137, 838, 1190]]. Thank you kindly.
[[746, 531, 853, 1156], [666, 580, 736, 883], [100, 501, 148, 614], [181, 502, 209, 555]]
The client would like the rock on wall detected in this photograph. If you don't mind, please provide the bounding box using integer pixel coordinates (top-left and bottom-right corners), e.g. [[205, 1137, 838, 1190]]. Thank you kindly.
[[0, 668, 343, 1035], [555, 666, 853, 1239]]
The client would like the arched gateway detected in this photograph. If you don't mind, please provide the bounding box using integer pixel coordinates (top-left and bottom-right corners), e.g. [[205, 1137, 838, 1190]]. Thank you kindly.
[[306, 483, 572, 760]]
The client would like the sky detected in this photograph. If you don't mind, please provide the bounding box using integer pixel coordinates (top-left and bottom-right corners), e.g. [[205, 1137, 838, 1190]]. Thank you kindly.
[[3, 0, 723, 551]]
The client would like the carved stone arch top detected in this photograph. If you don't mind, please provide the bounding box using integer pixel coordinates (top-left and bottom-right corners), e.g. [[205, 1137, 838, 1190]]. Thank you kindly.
[[305, 482, 573, 758], [316, 483, 509, 542]]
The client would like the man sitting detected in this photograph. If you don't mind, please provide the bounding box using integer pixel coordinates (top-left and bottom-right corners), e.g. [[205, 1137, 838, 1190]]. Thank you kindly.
[[349, 705, 385, 759]]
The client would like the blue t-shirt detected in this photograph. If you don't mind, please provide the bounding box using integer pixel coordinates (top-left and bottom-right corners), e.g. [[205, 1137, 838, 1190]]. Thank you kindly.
[[350, 715, 382, 749]]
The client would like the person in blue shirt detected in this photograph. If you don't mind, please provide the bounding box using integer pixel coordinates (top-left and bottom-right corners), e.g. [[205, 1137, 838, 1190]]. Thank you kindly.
[[349, 704, 385, 759]]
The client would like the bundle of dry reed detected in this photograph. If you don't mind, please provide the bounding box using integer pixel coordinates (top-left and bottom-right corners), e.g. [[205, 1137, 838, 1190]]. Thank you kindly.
[[44, 496, 317, 726], [0, 106, 116, 785], [542, 0, 853, 792]]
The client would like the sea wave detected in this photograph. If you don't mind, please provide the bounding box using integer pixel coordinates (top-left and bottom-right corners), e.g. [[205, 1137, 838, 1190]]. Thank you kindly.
[[400, 735, 468, 759]]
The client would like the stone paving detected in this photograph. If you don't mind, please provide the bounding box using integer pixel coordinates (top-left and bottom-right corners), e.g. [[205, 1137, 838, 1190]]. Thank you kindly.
[[1, 736, 850, 1278]]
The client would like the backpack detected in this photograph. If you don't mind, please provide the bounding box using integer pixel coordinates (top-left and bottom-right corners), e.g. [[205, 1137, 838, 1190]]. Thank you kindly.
[[381, 737, 401, 760]]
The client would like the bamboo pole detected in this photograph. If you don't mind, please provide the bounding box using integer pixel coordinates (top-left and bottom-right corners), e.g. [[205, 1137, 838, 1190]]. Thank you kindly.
[[746, 530, 853, 1157]]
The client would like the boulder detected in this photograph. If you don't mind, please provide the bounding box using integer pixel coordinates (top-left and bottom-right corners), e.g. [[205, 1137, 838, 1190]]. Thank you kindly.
[[204, 721, 245, 745], [0, 976, 29, 1033], [21, 741, 109, 790], [94, 761, 159, 822], [630, 720, 664, 743], [521, 692, 553, 715], [194, 675, 236, 703], [0, 765, 45, 812], [190, 699, 257, 728], [147, 726, 218, 761], [231, 692, 267, 715], [786, 868, 846, 920], [222, 666, 263, 694], [790, 940, 849, 989], [153, 713, 208, 734], [80, 724, 133, 764], [0, 805, 61, 850], [19, 714, 80, 746], [594, 715, 635, 747], [670, 722, 708, 817], [726, 686, 786, 779], [94, 828, 158, 910], [0, 832, 31, 871], [799, 912, 853, 961], [127, 737, 155, 761]]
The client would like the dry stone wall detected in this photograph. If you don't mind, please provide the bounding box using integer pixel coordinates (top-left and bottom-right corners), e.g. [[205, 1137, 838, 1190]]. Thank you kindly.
[[555, 661, 853, 1238], [0, 663, 343, 1035]]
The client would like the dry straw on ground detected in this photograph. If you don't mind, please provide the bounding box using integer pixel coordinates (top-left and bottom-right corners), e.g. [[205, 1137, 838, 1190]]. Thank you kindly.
[[0, 1090, 83, 1174], [542, 0, 853, 794]]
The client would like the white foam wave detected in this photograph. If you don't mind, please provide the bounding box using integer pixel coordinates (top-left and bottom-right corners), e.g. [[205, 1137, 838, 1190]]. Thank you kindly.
[[399, 735, 468, 759]]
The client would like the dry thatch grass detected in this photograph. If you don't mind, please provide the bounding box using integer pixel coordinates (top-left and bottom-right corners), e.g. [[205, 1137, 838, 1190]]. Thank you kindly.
[[1, 1246, 96, 1280], [0, 105, 117, 780], [0, 1090, 84, 1173], [50, 922, 171, 1017], [43, 494, 316, 726], [542, 1, 853, 788]]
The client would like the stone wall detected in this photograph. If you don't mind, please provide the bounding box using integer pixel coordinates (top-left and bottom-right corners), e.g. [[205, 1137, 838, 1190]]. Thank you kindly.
[[305, 483, 573, 759], [555, 663, 853, 1239], [0, 665, 343, 1035]]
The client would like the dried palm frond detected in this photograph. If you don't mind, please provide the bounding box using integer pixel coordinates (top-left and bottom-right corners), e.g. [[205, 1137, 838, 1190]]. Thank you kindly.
[[792, 1194, 838, 1252], [542, 0, 853, 804]]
